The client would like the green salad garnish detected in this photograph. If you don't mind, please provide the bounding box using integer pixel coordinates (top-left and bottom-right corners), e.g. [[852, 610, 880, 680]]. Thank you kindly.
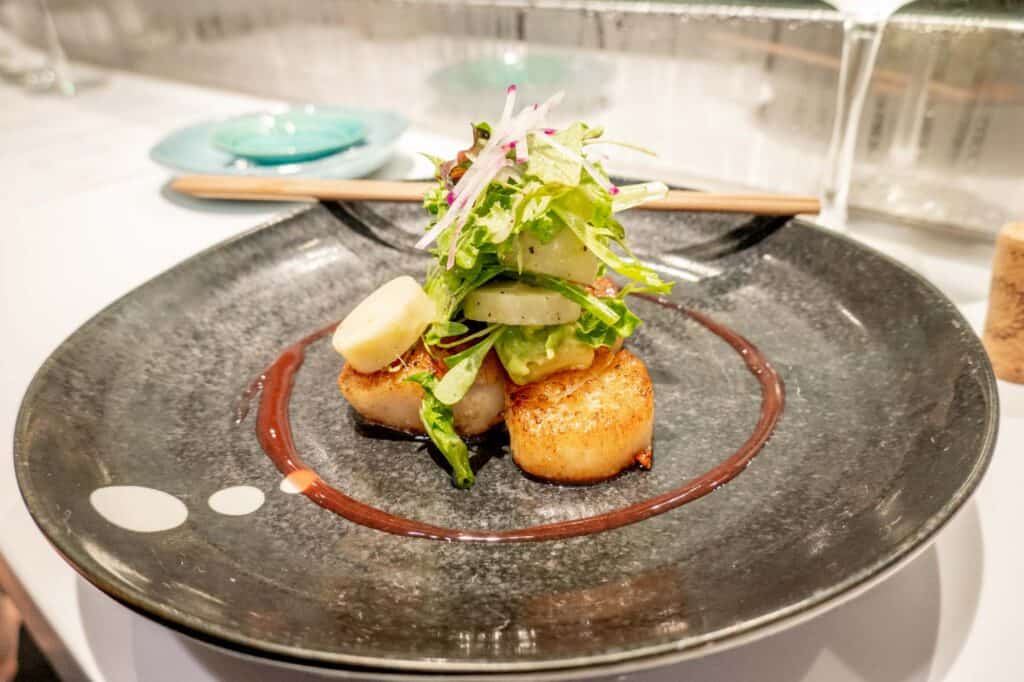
[[407, 86, 673, 488]]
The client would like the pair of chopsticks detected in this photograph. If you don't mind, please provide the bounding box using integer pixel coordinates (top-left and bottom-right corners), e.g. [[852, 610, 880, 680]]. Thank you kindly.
[[169, 175, 821, 216]]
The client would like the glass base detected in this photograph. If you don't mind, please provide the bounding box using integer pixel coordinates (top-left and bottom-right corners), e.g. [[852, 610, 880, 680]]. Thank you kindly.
[[19, 65, 74, 94], [818, 192, 848, 232], [853, 171, 1006, 238]]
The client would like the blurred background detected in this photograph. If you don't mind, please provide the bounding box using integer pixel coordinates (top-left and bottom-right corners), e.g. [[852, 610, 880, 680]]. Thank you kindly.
[[1, 0, 1021, 236], [2, 3, 1022, 680]]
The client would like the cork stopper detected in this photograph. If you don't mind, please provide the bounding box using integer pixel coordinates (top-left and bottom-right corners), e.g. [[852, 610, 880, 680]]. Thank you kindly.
[[983, 222, 1024, 383]]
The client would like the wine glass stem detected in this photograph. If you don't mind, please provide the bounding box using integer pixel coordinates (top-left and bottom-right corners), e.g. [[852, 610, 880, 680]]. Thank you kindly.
[[39, 0, 74, 95], [821, 17, 885, 228]]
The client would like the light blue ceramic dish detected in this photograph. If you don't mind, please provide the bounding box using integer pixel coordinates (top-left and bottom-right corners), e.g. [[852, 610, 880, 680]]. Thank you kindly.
[[429, 51, 612, 114], [210, 111, 367, 164], [150, 106, 407, 178]]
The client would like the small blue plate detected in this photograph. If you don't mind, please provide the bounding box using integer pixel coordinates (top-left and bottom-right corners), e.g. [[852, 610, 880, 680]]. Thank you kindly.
[[150, 106, 407, 178], [210, 111, 367, 164], [429, 51, 612, 113]]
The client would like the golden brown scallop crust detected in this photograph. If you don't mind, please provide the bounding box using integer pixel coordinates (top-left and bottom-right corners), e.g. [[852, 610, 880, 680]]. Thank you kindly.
[[504, 348, 655, 483], [338, 343, 506, 436]]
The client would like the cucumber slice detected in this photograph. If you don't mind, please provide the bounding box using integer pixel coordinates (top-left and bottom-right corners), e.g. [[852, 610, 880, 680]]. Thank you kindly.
[[464, 281, 581, 325], [502, 227, 600, 284]]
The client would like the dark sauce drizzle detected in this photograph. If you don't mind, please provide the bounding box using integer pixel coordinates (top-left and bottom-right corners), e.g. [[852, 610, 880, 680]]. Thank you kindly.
[[252, 297, 784, 543]]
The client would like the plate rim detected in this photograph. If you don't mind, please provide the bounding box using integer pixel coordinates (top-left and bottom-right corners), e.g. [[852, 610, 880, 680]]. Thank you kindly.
[[13, 203, 1000, 674]]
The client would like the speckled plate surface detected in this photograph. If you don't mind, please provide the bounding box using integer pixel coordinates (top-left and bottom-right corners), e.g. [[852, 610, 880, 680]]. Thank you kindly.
[[14, 201, 997, 676]]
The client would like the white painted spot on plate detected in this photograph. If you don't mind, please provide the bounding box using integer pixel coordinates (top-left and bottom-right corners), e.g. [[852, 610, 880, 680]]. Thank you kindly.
[[89, 486, 188, 533], [280, 469, 318, 494], [208, 486, 265, 516]]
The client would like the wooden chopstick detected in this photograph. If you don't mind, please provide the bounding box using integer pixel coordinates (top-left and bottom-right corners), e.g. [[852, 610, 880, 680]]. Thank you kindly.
[[642, 192, 820, 215], [171, 175, 432, 203], [170, 175, 820, 215]]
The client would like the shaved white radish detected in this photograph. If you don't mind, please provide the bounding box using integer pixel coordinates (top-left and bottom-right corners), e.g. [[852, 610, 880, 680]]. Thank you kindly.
[[499, 84, 517, 127], [416, 89, 573, 261]]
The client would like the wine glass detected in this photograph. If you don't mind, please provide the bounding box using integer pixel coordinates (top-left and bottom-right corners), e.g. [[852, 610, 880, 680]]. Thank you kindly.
[[0, 0, 75, 95], [819, 0, 916, 229]]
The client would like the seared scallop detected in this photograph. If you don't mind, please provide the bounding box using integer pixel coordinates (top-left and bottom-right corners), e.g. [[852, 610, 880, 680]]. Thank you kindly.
[[338, 343, 506, 436], [505, 348, 654, 483]]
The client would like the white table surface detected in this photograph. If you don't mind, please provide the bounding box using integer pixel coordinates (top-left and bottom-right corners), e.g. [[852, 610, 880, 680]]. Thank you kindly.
[[1, 70, 1022, 682]]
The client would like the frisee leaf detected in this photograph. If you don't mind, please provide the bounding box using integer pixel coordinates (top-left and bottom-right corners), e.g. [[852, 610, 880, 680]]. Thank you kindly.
[[422, 185, 449, 218], [611, 181, 668, 212], [424, 259, 503, 332], [405, 372, 475, 489], [525, 122, 588, 186], [423, 320, 469, 347], [434, 326, 504, 405], [420, 152, 447, 179], [477, 202, 515, 243], [553, 193, 672, 295], [575, 297, 641, 348], [433, 322, 499, 349]]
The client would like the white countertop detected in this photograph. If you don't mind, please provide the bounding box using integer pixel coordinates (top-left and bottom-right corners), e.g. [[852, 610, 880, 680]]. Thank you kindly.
[[1, 71, 1022, 682]]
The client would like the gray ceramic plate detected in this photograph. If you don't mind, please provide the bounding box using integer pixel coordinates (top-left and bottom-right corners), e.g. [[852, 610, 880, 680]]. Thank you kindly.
[[14, 201, 997, 676]]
